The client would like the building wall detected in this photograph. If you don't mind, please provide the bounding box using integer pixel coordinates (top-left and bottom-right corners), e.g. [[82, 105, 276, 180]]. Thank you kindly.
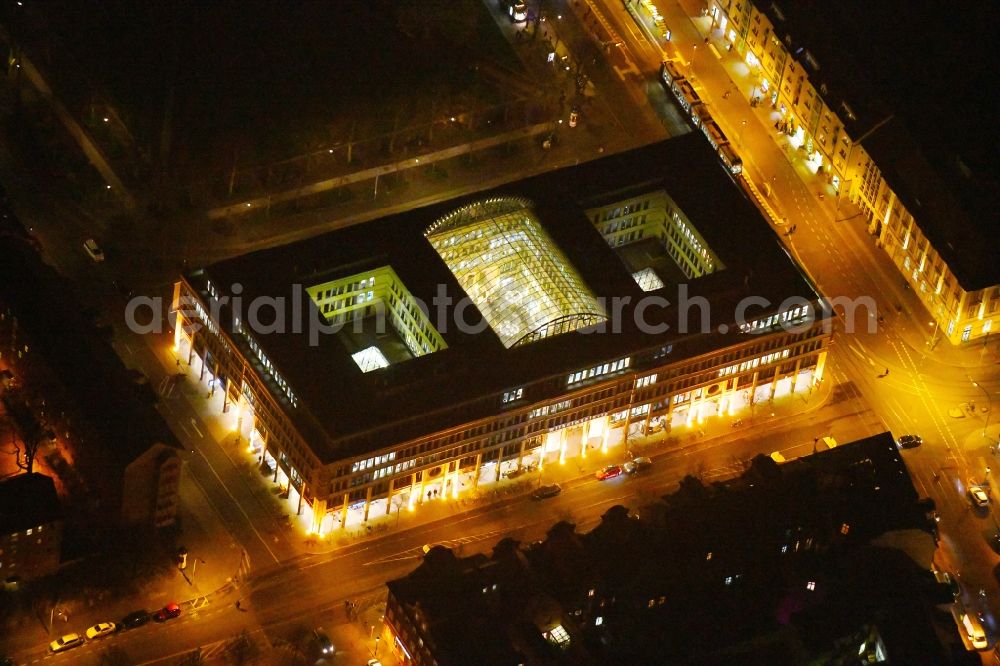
[[0, 519, 62, 580], [121, 444, 182, 528], [707, 0, 999, 344]]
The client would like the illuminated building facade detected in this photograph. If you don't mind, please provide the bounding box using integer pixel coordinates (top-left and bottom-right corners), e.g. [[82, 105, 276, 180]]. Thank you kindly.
[[705, 0, 999, 345], [171, 135, 831, 535]]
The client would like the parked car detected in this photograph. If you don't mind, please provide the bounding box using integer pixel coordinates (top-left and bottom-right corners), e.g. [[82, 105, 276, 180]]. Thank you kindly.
[[153, 602, 181, 622], [120, 609, 150, 629], [49, 633, 85, 653], [313, 627, 335, 655], [897, 434, 923, 449], [86, 621, 118, 640], [531, 484, 562, 500], [624, 457, 652, 474], [595, 465, 623, 481], [969, 485, 990, 508], [83, 238, 105, 262]]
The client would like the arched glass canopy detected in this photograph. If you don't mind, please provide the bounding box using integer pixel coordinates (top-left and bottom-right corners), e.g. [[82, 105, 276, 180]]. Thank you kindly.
[[425, 197, 606, 349]]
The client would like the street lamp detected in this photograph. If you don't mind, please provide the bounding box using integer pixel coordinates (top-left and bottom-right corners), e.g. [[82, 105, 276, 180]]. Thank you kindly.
[[973, 381, 993, 438]]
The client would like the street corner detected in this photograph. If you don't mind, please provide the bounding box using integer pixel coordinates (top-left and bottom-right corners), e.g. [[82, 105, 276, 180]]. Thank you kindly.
[[962, 424, 1000, 453]]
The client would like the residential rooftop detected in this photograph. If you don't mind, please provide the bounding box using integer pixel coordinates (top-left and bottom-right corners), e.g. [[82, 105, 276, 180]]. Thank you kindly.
[[386, 432, 945, 664], [188, 133, 824, 461], [0, 473, 62, 535]]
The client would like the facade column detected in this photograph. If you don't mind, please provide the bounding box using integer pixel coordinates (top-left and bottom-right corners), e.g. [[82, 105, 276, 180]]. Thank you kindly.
[[558, 428, 567, 465], [581, 421, 590, 459], [199, 352, 206, 380], [408, 472, 418, 510], [686, 391, 697, 426], [363, 486, 373, 522], [642, 403, 653, 435], [339, 493, 349, 528], [517, 440, 525, 469], [472, 453, 483, 489], [791, 357, 803, 392], [771, 367, 783, 399], [311, 499, 327, 534], [297, 483, 305, 515], [273, 453, 280, 482], [385, 478, 395, 516], [601, 419, 610, 454], [418, 469, 427, 503], [813, 350, 828, 385], [211, 361, 220, 397]]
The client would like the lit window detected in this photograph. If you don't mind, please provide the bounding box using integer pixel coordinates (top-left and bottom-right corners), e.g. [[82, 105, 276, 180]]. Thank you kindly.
[[806, 581, 816, 591], [595, 616, 603, 626], [26, 529, 32, 536]]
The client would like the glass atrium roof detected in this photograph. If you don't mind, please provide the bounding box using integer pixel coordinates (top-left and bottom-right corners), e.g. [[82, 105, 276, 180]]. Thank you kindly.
[[425, 197, 606, 349]]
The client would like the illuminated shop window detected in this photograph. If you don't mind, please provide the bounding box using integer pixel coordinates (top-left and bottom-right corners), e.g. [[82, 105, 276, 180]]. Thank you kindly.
[[425, 197, 606, 348]]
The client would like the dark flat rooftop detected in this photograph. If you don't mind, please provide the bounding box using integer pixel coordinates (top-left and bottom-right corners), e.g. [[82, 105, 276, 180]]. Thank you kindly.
[[192, 133, 823, 461], [761, 0, 1000, 290], [0, 472, 62, 534]]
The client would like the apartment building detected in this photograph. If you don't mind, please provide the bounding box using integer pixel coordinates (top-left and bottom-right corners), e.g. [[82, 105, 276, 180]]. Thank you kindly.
[[706, 0, 998, 344]]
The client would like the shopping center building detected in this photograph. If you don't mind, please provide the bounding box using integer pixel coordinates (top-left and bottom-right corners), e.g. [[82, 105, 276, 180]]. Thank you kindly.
[[171, 134, 831, 535]]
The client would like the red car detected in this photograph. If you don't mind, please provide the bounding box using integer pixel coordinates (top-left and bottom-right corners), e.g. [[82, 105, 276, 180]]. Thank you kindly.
[[595, 465, 623, 481], [154, 602, 181, 622]]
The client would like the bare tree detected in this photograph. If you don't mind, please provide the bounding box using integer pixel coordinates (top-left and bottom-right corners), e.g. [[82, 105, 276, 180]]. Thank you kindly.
[[2, 395, 44, 474]]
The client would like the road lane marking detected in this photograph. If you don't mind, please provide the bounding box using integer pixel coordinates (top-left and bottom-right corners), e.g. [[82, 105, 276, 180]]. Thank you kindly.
[[189, 418, 204, 438]]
